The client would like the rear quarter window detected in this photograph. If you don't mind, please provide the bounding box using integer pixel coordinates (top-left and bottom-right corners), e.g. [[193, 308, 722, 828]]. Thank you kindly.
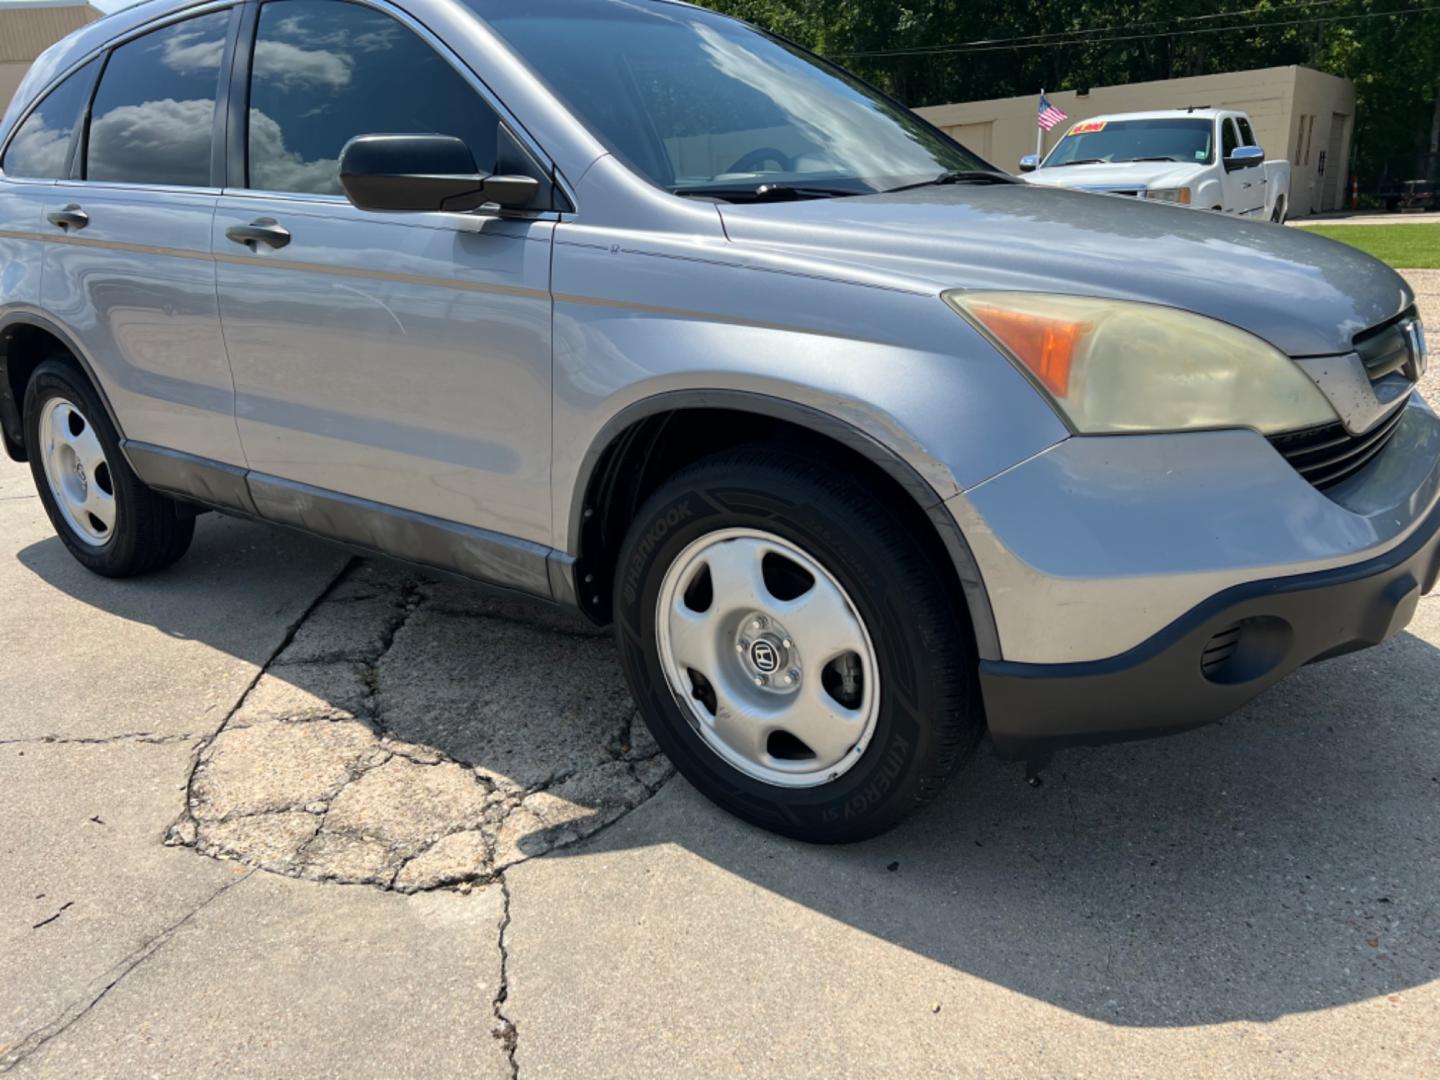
[[2, 59, 100, 179]]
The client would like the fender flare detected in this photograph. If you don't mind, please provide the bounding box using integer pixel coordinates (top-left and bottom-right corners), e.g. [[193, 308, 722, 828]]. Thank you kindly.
[[569, 388, 1002, 660], [0, 309, 130, 465]]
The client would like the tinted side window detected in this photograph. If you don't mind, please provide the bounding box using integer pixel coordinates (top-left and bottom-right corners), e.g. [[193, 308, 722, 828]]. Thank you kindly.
[[248, 0, 500, 196], [3, 59, 100, 179], [1236, 117, 1257, 147], [1221, 119, 1239, 157], [86, 11, 230, 187]]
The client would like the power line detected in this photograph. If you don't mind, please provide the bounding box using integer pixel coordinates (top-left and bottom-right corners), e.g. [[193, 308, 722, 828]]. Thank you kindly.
[[834, 4, 1439, 59], [848, 0, 1353, 54]]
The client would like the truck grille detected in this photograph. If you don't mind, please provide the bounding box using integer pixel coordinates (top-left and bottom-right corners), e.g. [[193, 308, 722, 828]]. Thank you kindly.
[[1268, 403, 1406, 490]]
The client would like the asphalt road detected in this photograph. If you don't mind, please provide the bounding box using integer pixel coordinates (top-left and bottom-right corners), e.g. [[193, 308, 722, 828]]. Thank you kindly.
[[1, 274, 1437, 1077]]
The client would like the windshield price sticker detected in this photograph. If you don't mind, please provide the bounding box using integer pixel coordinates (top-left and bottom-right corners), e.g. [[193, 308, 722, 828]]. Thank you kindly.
[[1068, 120, 1107, 135]]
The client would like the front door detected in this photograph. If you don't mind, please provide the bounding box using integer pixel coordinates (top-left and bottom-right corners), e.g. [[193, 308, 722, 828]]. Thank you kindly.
[[1219, 117, 1264, 217], [214, 0, 555, 555]]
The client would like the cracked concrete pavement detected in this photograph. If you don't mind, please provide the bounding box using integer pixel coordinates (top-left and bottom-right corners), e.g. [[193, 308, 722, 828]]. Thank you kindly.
[[1, 269, 1437, 1078]]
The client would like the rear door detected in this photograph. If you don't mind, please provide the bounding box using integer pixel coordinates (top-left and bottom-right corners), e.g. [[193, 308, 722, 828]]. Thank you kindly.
[[41, 8, 246, 467], [213, 0, 555, 550], [0, 56, 101, 457]]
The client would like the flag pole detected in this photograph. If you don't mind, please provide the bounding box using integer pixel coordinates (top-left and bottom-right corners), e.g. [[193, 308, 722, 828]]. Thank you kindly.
[[1036, 89, 1046, 160]]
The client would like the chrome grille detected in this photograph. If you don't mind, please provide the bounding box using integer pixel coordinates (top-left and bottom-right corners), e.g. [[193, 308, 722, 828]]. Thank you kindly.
[[1354, 307, 1425, 384]]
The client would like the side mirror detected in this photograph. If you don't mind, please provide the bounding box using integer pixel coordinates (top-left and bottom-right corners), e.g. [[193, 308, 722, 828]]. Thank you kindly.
[[1018, 154, 1040, 173], [1224, 145, 1264, 172], [339, 133, 539, 213]]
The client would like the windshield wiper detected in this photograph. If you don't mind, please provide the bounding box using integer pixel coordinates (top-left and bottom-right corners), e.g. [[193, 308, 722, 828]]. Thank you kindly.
[[883, 170, 1020, 194], [1051, 158, 1107, 168], [1125, 156, 1180, 163], [672, 183, 858, 203]]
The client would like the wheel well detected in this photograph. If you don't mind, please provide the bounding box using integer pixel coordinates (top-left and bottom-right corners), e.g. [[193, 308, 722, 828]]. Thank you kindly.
[[0, 323, 73, 462], [573, 407, 975, 638]]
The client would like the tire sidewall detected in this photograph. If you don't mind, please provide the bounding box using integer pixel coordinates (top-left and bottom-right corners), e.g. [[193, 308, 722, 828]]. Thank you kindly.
[[615, 466, 959, 841], [24, 362, 129, 571]]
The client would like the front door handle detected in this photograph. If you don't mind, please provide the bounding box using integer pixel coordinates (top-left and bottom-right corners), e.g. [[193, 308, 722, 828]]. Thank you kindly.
[[46, 204, 88, 231], [225, 218, 291, 250]]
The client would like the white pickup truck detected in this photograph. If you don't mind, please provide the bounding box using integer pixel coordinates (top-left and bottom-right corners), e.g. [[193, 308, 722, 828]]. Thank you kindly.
[[1019, 108, 1292, 222]]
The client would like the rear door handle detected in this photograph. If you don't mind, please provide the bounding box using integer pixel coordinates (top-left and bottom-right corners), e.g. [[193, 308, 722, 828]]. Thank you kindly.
[[46, 204, 88, 231], [225, 218, 291, 250]]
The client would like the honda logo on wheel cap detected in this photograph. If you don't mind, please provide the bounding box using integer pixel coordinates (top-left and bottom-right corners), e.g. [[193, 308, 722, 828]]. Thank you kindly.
[[749, 639, 780, 673]]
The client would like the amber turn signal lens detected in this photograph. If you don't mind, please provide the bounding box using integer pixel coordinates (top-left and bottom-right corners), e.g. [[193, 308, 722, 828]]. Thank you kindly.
[[962, 303, 1090, 397]]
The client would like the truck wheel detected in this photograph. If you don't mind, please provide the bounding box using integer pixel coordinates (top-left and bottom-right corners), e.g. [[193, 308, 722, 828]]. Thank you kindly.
[[613, 447, 983, 842], [24, 358, 194, 577], [1270, 197, 1287, 223]]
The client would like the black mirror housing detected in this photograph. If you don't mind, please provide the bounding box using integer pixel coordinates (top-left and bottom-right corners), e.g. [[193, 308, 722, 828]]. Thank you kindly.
[[339, 133, 540, 213]]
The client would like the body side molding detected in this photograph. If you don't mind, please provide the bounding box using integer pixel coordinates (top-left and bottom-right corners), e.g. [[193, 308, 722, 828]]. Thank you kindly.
[[125, 441, 559, 602]]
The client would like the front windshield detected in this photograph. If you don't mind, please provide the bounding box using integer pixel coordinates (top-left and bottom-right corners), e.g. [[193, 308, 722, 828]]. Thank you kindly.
[[1043, 118, 1214, 167], [464, 0, 986, 195]]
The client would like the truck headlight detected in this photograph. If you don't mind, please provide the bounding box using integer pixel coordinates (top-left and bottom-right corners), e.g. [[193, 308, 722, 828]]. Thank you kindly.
[[945, 291, 1339, 435], [1143, 187, 1191, 205]]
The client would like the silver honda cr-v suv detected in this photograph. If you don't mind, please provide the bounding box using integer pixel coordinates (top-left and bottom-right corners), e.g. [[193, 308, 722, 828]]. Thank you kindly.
[[1, 0, 1435, 841]]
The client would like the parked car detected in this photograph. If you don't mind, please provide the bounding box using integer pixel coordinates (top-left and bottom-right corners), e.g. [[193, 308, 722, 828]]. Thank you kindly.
[[1021, 108, 1292, 221], [1, 0, 1435, 842]]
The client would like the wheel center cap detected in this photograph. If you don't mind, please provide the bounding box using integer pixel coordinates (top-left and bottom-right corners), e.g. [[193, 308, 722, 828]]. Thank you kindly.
[[71, 459, 88, 500], [749, 636, 784, 674]]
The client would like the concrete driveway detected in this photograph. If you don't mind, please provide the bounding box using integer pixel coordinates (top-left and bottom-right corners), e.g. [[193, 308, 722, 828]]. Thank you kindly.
[[1, 276, 1437, 1077]]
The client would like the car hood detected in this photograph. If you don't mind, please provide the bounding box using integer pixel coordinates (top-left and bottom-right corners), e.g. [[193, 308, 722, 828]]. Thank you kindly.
[[716, 184, 1411, 356], [1024, 161, 1202, 190]]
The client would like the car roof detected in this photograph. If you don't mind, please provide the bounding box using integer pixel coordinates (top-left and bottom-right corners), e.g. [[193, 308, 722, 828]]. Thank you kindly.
[[1064, 109, 1238, 125]]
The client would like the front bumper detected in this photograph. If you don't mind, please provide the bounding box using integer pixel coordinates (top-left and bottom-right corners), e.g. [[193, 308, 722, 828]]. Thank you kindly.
[[980, 494, 1440, 758]]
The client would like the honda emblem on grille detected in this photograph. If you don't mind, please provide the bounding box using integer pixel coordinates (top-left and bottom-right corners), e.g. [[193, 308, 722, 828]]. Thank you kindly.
[[1404, 319, 1428, 380]]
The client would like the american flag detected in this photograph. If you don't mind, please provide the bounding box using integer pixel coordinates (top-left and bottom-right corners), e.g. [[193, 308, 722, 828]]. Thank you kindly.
[[1038, 93, 1068, 131]]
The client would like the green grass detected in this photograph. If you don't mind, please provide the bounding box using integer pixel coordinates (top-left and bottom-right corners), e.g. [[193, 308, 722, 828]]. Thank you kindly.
[[1293, 223, 1440, 269]]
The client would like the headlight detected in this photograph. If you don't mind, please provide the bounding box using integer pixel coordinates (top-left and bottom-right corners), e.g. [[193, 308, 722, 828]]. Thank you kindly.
[[1143, 187, 1191, 205], [944, 291, 1338, 435]]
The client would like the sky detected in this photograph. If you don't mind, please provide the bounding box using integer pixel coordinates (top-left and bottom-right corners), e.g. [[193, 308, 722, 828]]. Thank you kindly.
[[0, 0, 135, 14]]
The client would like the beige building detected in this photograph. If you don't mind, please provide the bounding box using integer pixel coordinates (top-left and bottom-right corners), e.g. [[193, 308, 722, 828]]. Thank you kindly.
[[916, 66, 1357, 216], [0, 0, 100, 111]]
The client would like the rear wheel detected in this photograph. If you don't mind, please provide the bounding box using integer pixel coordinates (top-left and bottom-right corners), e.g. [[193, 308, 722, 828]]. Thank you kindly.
[[613, 448, 983, 842], [24, 358, 194, 577]]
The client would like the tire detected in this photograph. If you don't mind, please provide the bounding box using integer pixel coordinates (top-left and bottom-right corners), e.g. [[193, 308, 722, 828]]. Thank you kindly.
[[1270, 198, 1286, 224], [613, 447, 983, 842], [24, 357, 195, 577]]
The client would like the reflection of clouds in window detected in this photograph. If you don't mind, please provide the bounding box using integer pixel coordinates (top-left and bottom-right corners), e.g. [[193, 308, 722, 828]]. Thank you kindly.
[[693, 26, 931, 183], [252, 39, 352, 90], [161, 24, 224, 74], [248, 108, 341, 194], [88, 98, 213, 186], [271, 13, 402, 54], [6, 116, 71, 177]]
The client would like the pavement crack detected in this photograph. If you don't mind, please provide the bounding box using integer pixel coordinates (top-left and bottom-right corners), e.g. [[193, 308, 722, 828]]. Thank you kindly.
[[0, 871, 254, 1073], [30, 901, 74, 930], [0, 732, 203, 747], [171, 559, 359, 846], [490, 873, 519, 1079]]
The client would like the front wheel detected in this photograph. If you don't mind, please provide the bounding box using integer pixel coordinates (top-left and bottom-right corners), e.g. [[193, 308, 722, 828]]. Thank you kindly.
[[1270, 197, 1287, 224], [613, 448, 983, 842]]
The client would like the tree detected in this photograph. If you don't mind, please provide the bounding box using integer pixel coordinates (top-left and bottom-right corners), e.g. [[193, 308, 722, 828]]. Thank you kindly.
[[699, 0, 1440, 182]]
